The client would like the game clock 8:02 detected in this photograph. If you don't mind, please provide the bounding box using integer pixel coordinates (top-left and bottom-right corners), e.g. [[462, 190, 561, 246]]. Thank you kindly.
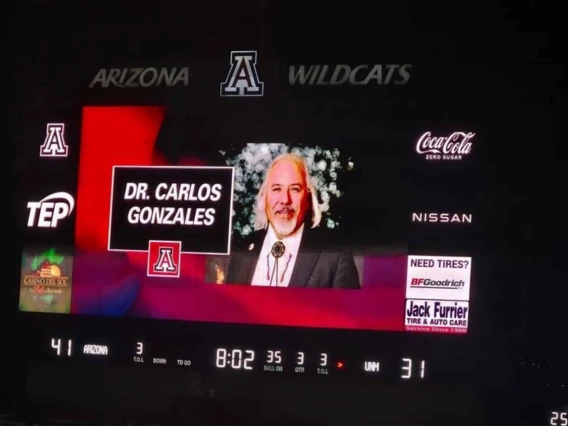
[[214, 348, 255, 370]]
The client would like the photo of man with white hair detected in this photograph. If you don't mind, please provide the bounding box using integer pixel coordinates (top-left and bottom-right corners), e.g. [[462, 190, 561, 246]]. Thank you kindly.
[[225, 153, 361, 289]]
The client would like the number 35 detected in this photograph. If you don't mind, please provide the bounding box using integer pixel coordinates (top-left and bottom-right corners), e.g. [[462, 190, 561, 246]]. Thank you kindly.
[[551, 411, 567, 426]]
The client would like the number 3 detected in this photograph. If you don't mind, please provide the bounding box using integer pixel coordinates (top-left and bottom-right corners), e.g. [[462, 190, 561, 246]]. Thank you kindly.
[[401, 358, 412, 379]]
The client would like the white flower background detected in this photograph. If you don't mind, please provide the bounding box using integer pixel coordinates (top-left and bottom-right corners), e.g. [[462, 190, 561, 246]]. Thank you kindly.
[[220, 143, 354, 238]]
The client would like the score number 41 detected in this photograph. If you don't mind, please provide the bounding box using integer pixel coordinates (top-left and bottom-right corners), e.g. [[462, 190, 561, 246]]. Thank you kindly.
[[51, 338, 72, 356]]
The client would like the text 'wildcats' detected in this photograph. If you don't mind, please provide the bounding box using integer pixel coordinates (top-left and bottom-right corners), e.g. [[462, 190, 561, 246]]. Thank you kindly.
[[288, 64, 412, 85]]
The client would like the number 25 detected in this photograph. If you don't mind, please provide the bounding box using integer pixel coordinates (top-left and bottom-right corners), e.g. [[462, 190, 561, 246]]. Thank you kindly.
[[551, 412, 567, 426]]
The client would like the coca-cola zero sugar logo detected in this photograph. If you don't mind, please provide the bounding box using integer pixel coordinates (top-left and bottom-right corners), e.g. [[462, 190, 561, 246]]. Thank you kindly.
[[415, 131, 475, 161]]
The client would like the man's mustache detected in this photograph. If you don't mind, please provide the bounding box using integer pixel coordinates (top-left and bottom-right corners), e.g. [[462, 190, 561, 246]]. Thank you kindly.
[[275, 207, 295, 215]]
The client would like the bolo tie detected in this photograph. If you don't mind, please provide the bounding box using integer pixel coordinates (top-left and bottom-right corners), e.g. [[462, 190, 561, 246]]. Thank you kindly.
[[267, 241, 292, 286]]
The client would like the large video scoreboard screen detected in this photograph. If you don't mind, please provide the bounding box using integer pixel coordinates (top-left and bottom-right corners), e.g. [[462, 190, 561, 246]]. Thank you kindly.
[[18, 53, 479, 337]]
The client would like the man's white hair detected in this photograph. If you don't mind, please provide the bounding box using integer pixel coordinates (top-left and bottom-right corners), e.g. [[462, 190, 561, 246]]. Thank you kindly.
[[253, 153, 322, 231]]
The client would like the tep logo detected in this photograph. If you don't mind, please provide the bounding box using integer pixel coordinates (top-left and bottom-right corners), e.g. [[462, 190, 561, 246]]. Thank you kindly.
[[410, 278, 465, 288], [147, 240, 181, 278], [220, 51, 264, 97], [27, 192, 75, 228], [40, 123, 68, 157]]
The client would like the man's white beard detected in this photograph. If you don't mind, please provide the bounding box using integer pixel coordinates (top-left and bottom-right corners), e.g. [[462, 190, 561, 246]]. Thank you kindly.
[[271, 218, 297, 238]]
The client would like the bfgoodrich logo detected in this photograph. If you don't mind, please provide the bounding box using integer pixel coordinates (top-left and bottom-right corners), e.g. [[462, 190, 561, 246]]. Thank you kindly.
[[288, 64, 412, 85], [412, 213, 473, 224]]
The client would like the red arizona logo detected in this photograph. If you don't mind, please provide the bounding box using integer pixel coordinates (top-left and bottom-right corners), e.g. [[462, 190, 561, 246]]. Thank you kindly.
[[147, 240, 181, 278]]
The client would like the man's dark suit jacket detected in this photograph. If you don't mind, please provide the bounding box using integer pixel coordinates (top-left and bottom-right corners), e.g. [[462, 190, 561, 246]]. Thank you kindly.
[[225, 226, 361, 289]]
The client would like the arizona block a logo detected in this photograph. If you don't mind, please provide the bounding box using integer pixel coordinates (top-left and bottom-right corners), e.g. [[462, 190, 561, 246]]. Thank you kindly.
[[147, 240, 181, 278], [40, 123, 68, 157], [220, 51, 264, 97]]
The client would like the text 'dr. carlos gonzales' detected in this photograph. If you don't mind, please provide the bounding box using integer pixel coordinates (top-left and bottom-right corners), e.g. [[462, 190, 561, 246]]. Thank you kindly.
[[108, 166, 235, 255]]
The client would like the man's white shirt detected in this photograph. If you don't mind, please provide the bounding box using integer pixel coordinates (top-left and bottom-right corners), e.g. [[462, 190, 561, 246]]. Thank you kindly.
[[251, 224, 304, 287]]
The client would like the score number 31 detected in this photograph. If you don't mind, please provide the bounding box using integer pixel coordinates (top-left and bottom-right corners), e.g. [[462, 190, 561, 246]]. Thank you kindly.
[[401, 358, 426, 379]]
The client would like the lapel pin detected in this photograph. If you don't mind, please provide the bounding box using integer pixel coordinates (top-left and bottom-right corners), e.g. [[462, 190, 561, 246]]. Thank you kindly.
[[248, 243, 254, 251]]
